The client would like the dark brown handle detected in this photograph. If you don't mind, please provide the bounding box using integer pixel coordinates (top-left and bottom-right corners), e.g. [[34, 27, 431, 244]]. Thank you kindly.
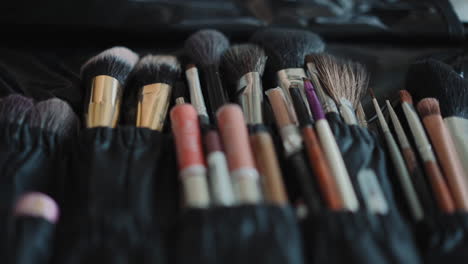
[[250, 132, 288, 205], [424, 161, 455, 213], [302, 126, 344, 210], [401, 148, 417, 173]]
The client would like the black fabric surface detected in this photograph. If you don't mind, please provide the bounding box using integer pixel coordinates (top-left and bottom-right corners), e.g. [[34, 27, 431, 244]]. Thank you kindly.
[[175, 205, 304, 264], [8, 217, 56, 264], [53, 127, 178, 264]]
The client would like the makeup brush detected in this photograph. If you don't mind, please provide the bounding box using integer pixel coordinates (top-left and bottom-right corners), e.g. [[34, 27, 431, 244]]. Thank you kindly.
[[313, 54, 368, 125], [173, 81, 188, 105], [289, 85, 344, 210], [265, 87, 322, 212], [370, 90, 423, 220], [0, 94, 34, 125], [386, 100, 436, 217], [417, 98, 468, 211], [305, 55, 339, 114], [356, 102, 368, 128], [303, 78, 359, 212], [30, 98, 79, 138], [220, 44, 288, 205], [81, 47, 139, 128], [11, 192, 59, 264], [127, 55, 181, 131], [217, 104, 263, 204], [185, 29, 230, 120], [250, 28, 325, 118], [170, 104, 211, 208], [185, 64, 209, 124], [407, 59, 468, 183], [399, 90, 455, 213]]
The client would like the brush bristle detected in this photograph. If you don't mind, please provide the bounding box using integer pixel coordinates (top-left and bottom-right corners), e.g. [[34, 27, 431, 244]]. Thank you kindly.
[[14, 192, 59, 223], [81, 46, 139, 84], [313, 54, 369, 108], [31, 98, 79, 137], [399, 90, 413, 105], [406, 59, 468, 118], [220, 44, 267, 95], [417, 98, 441, 117], [250, 28, 324, 71], [184, 29, 230, 66], [127, 55, 181, 89], [0, 94, 34, 124]]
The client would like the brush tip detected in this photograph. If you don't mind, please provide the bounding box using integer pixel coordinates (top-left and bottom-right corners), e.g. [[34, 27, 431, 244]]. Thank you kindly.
[[417, 98, 441, 117], [14, 192, 59, 223], [186, 63, 196, 70], [369, 88, 376, 99], [185, 29, 230, 66], [399, 90, 413, 105]]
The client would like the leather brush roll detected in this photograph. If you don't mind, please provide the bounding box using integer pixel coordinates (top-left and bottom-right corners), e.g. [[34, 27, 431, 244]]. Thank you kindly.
[[54, 127, 178, 264], [174, 205, 304, 264], [319, 112, 422, 264]]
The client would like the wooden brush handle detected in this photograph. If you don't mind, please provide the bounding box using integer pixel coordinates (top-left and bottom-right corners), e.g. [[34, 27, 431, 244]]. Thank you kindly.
[[250, 131, 288, 205], [424, 161, 455, 213], [302, 126, 344, 210], [401, 148, 418, 174]]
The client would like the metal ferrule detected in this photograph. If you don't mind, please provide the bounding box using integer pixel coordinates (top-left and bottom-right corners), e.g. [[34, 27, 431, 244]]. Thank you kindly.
[[306, 62, 339, 114], [339, 98, 358, 125], [279, 124, 303, 156], [278, 68, 310, 117], [136, 83, 172, 131], [238, 72, 263, 124], [87, 75, 122, 128], [185, 67, 209, 119], [402, 103, 437, 162]]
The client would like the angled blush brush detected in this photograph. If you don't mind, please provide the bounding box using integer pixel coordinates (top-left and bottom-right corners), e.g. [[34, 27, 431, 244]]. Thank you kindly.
[[417, 98, 468, 211], [399, 90, 455, 213], [221, 44, 287, 205], [313, 54, 368, 125], [370, 90, 423, 220], [185, 30, 230, 121], [407, 59, 468, 181], [289, 85, 344, 210], [81, 47, 139, 128], [302, 79, 359, 211], [126, 55, 181, 131], [250, 28, 325, 119]]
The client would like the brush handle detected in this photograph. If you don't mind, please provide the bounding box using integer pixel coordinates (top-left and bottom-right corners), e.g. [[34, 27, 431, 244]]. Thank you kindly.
[[423, 161, 455, 213], [250, 130, 288, 205], [302, 125, 344, 210], [315, 120, 359, 211], [423, 116, 468, 211], [383, 131, 424, 220], [288, 152, 322, 213], [445, 117, 468, 179], [231, 168, 262, 204], [206, 150, 236, 206], [180, 166, 211, 208], [204, 65, 228, 120], [401, 147, 436, 216]]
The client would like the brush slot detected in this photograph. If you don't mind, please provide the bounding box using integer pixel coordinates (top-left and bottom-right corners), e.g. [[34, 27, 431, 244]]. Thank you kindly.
[[53, 127, 177, 263], [174, 205, 303, 264]]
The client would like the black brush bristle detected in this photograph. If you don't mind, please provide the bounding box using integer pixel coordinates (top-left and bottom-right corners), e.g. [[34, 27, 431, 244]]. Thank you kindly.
[[81, 46, 139, 84], [0, 94, 34, 124], [250, 28, 325, 72], [32, 98, 79, 138], [220, 44, 267, 97], [127, 55, 181, 90], [406, 59, 468, 118], [184, 30, 230, 67]]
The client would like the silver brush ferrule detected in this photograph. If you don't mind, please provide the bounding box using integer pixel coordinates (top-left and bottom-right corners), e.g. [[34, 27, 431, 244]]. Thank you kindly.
[[238, 72, 263, 124]]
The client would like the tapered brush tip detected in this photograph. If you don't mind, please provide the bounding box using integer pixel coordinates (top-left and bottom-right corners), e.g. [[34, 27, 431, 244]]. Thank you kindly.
[[369, 88, 376, 99], [184, 29, 230, 66], [186, 63, 196, 70], [417, 98, 441, 117], [128, 55, 181, 88], [14, 192, 59, 223], [399, 90, 413, 105], [81, 46, 139, 84]]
